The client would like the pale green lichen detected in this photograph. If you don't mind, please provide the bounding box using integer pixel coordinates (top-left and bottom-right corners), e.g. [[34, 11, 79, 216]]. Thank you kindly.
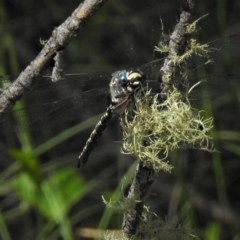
[[102, 196, 138, 213], [154, 41, 170, 54], [154, 18, 170, 54], [122, 89, 214, 172], [171, 39, 211, 65], [186, 14, 208, 34], [103, 207, 200, 240], [155, 14, 212, 68], [134, 212, 200, 240]]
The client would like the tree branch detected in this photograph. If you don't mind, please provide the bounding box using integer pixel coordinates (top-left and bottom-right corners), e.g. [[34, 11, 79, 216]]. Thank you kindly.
[[0, 0, 108, 118], [122, 1, 200, 239], [160, 0, 199, 94], [122, 162, 154, 238]]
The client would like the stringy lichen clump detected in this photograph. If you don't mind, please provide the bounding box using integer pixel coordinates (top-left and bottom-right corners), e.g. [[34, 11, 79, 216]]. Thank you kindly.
[[102, 196, 137, 213], [103, 206, 199, 240], [122, 89, 214, 172], [155, 14, 211, 66]]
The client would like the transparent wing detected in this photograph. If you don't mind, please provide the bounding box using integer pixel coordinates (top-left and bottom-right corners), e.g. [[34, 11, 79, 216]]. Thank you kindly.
[[187, 74, 240, 104], [0, 73, 111, 96], [0, 87, 109, 132]]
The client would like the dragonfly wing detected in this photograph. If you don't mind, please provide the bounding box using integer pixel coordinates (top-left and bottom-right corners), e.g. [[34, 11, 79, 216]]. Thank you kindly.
[[0, 87, 108, 132], [187, 74, 240, 107]]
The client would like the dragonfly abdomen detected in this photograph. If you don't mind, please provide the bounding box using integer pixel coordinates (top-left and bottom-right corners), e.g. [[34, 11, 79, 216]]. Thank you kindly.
[[78, 105, 114, 168]]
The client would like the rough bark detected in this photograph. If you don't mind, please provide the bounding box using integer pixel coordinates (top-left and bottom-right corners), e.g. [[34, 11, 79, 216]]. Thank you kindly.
[[122, 162, 154, 238]]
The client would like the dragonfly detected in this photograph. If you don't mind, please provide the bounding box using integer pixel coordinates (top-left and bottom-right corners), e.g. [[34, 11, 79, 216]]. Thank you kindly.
[[0, 33, 240, 167], [0, 59, 162, 167]]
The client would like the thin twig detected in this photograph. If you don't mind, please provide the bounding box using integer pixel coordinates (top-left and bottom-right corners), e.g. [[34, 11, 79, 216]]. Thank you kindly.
[[0, 0, 108, 119], [52, 50, 65, 82]]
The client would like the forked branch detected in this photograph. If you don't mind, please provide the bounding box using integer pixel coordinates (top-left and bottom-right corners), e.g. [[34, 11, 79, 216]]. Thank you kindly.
[[0, 0, 108, 119]]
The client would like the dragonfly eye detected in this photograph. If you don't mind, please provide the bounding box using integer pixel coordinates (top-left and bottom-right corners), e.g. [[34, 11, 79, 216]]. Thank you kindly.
[[117, 70, 128, 86], [126, 69, 145, 88]]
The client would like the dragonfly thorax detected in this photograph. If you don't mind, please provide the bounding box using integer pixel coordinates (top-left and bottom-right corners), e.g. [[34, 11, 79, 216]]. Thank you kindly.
[[109, 69, 145, 104]]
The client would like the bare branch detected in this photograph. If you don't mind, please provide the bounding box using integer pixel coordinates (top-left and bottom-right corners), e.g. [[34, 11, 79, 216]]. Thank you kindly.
[[0, 0, 108, 118]]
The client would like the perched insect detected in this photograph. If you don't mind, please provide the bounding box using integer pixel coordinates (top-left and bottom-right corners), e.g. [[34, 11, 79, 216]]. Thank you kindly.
[[78, 69, 146, 167]]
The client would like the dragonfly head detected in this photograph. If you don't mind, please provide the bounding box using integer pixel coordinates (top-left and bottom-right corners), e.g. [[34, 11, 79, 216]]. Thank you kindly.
[[110, 69, 145, 104]]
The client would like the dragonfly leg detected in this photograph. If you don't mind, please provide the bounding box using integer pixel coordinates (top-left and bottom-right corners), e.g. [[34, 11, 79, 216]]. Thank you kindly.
[[115, 98, 132, 132]]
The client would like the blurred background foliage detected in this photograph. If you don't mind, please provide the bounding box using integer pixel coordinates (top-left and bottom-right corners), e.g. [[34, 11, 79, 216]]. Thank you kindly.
[[0, 0, 240, 239]]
